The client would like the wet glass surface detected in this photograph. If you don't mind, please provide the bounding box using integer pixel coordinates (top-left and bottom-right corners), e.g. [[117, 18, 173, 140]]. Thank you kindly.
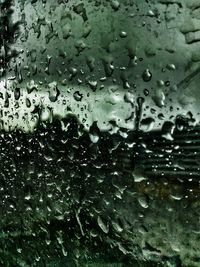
[[0, 0, 200, 266]]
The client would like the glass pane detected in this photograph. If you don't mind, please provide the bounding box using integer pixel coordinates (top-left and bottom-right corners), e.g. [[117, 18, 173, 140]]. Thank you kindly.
[[0, 0, 199, 266]]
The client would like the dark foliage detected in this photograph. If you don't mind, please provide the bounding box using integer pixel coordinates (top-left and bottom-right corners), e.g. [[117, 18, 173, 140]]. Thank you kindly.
[[0, 0, 20, 76]]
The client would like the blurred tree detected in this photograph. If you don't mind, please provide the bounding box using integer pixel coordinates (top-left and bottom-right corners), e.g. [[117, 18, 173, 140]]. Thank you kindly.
[[0, 0, 20, 77]]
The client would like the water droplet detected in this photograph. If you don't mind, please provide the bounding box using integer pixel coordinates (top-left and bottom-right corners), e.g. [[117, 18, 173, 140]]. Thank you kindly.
[[73, 91, 83, 102], [110, 0, 120, 11], [97, 216, 109, 234], [142, 69, 152, 82], [138, 195, 149, 209]]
